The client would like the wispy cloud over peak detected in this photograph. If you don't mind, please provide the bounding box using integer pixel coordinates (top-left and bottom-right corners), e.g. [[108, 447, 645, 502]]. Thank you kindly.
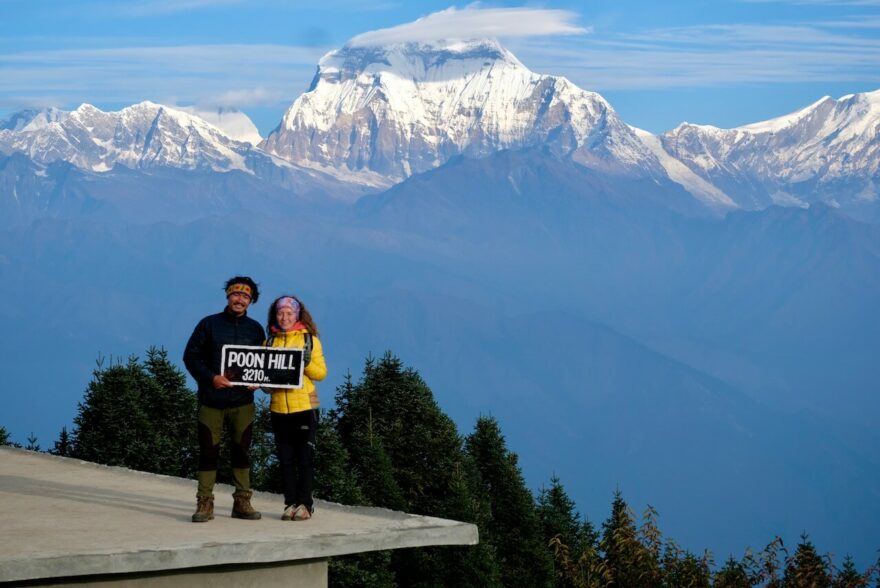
[[347, 6, 589, 47], [115, 0, 245, 17]]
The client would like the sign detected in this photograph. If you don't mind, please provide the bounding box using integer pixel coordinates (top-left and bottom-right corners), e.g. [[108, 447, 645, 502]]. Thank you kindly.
[[220, 345, 304, 389]]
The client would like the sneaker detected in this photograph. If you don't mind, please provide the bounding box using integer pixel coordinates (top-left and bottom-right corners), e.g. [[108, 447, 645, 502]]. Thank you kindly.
[[191, 494, 214, 523], [281, 504, 296, 521], [293, 504, 312, 521]]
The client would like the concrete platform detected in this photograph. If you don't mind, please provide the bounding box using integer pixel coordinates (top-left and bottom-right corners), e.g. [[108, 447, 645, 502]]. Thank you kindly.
[[0, 447, 478, 586]]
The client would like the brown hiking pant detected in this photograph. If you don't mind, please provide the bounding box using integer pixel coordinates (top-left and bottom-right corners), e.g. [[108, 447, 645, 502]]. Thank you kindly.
[[196, 403, 255, 497]]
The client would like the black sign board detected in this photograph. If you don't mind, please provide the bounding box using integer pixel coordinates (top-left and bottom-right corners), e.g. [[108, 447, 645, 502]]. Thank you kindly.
[[221, 345, 304, 389]]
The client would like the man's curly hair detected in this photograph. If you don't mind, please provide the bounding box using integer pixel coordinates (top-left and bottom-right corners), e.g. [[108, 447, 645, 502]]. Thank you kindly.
[[224, 276, 260, 303]]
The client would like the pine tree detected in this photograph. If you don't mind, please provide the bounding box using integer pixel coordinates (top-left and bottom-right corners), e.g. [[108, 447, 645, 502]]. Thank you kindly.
[[0, 426, 9, 446], [714, 555, 753, 588], [738, 537, 787, 588], [783, 534, 831, 588], [72, 350, 198, 477], [312, 411, 396, 588], [335, 354, 463, 513], [466, 415, 555, 588], [141, 347, 199, 477], [73, 356, 146, 466], [537, 475, 599, 565], [661, 541, 711, 588], [637, 505, 663, 586], [832, 554, 871, 588], [51, 426, 72, 456], [25, 432, 41, 451], [349, 424, 407, 512], [549, 533, 612, 588], [314, 409, 366, 505], [600, 490, 657, 588], [436, 453, 504, 588], [333, 353, 501, 587]]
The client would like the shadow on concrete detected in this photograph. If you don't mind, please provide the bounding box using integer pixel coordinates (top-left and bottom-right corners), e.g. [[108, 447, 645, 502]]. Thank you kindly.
[[0, 474, 195, 522]]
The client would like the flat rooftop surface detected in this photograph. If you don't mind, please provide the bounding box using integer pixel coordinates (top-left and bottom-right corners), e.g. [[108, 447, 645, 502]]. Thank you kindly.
[[0, 447, 478, 584]]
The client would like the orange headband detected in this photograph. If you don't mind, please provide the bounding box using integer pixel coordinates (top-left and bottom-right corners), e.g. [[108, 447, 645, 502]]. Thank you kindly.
[[226, 283, 253, 298]]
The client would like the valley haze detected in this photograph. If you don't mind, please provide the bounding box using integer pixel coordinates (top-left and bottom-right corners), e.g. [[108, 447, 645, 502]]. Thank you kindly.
[[1, 2, 879, 570]]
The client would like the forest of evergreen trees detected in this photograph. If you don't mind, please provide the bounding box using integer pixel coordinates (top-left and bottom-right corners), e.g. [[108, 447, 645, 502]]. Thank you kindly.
[[2, 347, 877, 587]]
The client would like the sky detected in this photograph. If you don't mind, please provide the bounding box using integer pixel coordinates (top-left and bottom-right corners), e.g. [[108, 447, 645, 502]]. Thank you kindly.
[[1, 0, 879, 135]]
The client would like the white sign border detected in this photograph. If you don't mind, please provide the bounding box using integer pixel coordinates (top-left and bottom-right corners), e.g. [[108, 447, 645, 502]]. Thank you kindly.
[[221, 344, 305, 389]]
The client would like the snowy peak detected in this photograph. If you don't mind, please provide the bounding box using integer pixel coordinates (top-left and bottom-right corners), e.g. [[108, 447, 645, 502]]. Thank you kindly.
[[263, 38, 660, 181], [0, 107, 67, 132], [632, 127, 736, 210], [0, 101, 258, 173], [737, 95, 835, 134], [661, 89, 880, 215], [315, 39, 524, 86]]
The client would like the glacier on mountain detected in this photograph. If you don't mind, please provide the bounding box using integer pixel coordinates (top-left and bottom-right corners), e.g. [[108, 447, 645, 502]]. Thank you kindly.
[[661, 90, 880, 217], [1, 38, 879, 221], [261, 39, 666, 182], [0, 101, 257, 173]]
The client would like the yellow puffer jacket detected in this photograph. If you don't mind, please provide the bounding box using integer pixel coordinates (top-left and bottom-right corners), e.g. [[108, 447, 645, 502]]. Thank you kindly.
[[265, 329, 326, 414]]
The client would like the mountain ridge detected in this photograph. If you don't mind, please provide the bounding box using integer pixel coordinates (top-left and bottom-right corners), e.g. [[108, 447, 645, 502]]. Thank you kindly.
[[660, 89, 880, 221], [1, 39, 879, 221]]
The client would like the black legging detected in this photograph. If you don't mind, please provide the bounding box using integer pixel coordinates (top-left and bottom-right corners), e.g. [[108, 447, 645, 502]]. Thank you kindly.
[[271, 409, 318, 508]]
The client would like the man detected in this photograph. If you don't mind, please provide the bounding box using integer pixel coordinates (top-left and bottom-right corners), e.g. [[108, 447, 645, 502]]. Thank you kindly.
[[184, 276, 266, 523]]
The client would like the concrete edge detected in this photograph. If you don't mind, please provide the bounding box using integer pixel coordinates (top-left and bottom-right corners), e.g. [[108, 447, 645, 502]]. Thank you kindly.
[[1, 449, 480, 583], [0, 521, 478, 583]]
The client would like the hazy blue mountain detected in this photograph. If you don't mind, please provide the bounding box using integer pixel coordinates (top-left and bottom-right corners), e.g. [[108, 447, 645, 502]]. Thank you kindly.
[[2, 155, 878, 563], [0, 151, 373, 229], [354, 151, 880, 428]]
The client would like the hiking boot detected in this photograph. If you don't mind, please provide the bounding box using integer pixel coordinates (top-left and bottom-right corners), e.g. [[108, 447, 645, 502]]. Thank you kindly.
[[231, 491, 261, 520], [191, 495, 214, 523], [292, 504, 312, 521], [281, 504, 296, 521]]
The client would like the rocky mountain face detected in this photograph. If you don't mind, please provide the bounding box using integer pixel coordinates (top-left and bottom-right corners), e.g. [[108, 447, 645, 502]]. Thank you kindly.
[[659, 90, 880, 221], [0, 101, 265, 173], [2, 40, 878, 221], [0, 102, 374, 225], [261, 39, 666, 183]]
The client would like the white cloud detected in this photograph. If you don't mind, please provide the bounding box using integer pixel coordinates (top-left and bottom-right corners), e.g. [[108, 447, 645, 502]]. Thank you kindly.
[[347, 6, 589, 47], [175, 104, 264, 144], [509, 20, 880, 90], [114, 0, 246, 16], [0, 44, 324, 112], [200, 87, 284, 109]]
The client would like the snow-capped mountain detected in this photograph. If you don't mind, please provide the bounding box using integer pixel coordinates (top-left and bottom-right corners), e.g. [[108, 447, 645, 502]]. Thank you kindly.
[[262, 39, 667, 183], [0, 101, 259, 173], [660, 90, 880, 218], [2, 39, 879, 221], [0, 107, 66, 132]]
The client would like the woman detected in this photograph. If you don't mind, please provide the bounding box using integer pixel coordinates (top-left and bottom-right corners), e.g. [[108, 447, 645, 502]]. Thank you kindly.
[[265, 295, 327, 521]]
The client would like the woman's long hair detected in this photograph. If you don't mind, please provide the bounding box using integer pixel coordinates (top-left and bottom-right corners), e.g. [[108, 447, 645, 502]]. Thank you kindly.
[[267, 294, 319, 336]]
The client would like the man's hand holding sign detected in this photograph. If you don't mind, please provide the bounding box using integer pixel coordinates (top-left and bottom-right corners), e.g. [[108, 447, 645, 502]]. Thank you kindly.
[[221, 344, 306, 389]]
